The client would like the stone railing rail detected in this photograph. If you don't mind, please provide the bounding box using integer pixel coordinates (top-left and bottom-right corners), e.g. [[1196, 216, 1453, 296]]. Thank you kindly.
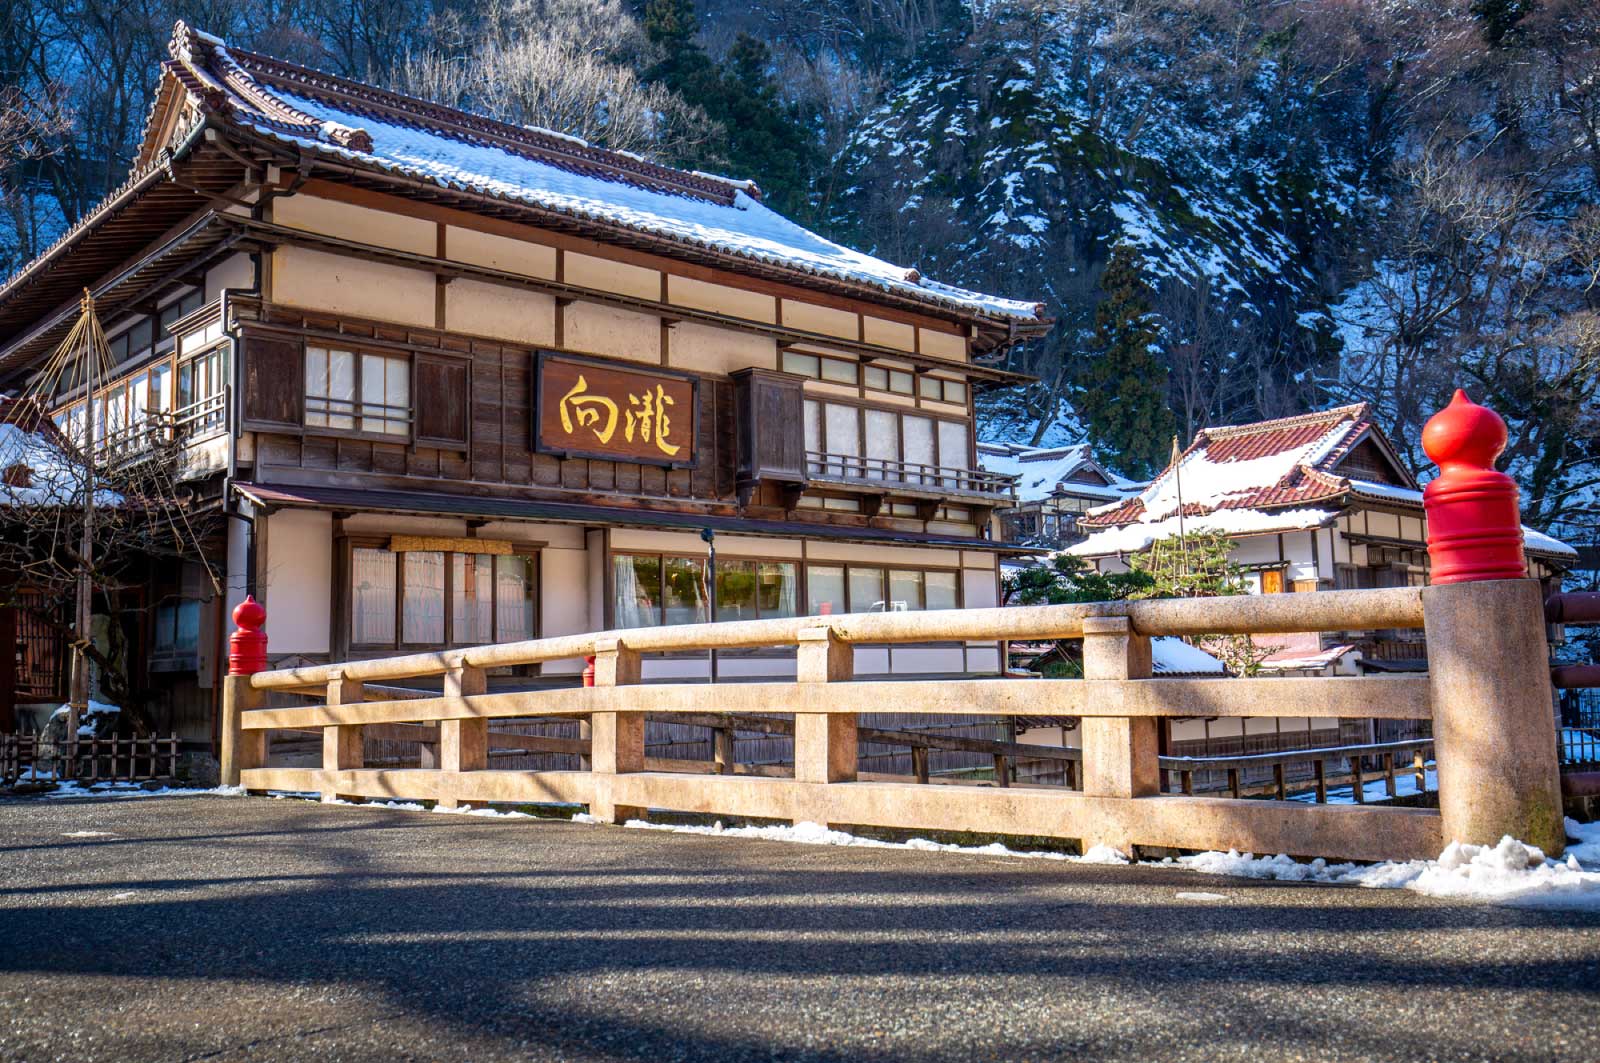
[[222, 579, 1564, 863]]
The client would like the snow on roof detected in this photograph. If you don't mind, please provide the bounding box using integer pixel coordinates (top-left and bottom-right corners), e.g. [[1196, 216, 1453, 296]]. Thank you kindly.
[[1066, 506, 1338, 557], [1347, 479, 1576, 558], [0, 422, 119, 507], [976, 442, 1141, 503], [1153, 637, 1226, 675], [1083, 404, 1381, 532], [161, 24, 1045, 326]]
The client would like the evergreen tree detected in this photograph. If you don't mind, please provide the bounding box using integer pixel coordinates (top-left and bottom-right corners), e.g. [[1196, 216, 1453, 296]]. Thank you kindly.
[[1074, 246, 1176, 479], [640, 0, 820, 218]]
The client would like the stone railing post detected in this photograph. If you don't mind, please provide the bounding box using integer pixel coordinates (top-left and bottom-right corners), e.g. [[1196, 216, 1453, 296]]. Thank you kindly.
[[436, 661, 488, 810], [220, 596, 267, 787], [1081, 615, 1156, 853], [589, 638, 644, 824], [1420, 391, 1564, 855], [794, 627, 856, 786], [321, 670, 364, 804]]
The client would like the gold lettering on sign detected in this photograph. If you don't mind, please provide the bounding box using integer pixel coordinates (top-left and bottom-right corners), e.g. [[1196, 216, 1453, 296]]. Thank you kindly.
[[558, 375, 619, 445], [625, 385, 681, 457], [538, 355, 697, 465]]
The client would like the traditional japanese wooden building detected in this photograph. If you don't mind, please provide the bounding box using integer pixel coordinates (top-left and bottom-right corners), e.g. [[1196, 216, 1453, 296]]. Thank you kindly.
[[0, 23, 1049, 744]]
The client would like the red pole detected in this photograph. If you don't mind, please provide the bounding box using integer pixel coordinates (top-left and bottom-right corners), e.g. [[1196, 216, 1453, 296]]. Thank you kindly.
[[1420, 389, 1526, 584], [228, 596, 268, 676]]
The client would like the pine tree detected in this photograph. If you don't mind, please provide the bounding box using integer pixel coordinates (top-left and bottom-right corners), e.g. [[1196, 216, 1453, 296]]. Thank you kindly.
[[640, 0, 819, 218], [1074, 246, 1176, 479]]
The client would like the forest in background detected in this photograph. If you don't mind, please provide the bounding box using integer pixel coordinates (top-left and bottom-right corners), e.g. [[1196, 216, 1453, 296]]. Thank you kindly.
[[1, 0, 1596, 541]]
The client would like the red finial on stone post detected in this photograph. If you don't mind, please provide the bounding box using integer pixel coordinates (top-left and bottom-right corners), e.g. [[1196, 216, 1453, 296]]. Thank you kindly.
[[228, 595, 268, 675], [1420, 389, 1526, 584]]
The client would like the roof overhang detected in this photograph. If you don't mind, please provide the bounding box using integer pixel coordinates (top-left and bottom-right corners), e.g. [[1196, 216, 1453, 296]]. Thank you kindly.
[[233, 481, 1033, 553]]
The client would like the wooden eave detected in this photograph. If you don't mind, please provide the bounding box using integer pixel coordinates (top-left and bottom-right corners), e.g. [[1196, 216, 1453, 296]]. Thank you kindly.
[[0, 141, 250, 374]]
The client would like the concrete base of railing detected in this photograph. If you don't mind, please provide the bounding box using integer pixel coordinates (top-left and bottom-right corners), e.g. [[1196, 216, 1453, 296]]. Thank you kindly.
[[238, 766, 1444, 863]]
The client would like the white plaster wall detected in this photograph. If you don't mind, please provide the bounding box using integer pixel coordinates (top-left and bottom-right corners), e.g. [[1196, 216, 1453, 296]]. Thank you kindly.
[[206, 253, 254, 300], [262, 509, 333, 655], [275, 194, 435, 255], [563, 302, 660, 363], [445, 281, 555, 346], [272, 247, 436, 328]]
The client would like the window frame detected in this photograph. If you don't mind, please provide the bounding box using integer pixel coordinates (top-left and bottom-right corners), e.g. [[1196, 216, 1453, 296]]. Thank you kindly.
[[341, 537, 539, 653], [304, 344, 414, 443], [802, 396, 975, 478]]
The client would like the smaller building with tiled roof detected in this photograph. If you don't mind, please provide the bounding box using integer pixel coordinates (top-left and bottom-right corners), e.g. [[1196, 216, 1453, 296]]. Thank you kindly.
[[977, 442, 1143, 547], [1067, 402, 1574, 670]]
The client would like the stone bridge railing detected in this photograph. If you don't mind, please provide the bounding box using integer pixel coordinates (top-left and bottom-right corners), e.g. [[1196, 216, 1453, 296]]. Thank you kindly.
[[220, 579, 1562, 862], [218, 391, 1567, 862]]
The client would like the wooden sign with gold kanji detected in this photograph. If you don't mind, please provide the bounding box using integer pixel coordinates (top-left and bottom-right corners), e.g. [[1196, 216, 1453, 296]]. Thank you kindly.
[[535, 353, 698, 467]]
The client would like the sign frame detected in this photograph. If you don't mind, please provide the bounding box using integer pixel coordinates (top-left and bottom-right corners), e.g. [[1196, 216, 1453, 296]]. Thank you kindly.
[[532, 350, 701, 470]]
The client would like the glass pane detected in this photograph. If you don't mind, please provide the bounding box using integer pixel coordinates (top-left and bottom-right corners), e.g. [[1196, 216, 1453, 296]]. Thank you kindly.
[[938, 420, 969, 486], [888, 570, 923, 612], [926, 571, 959, 611], [495, 555, 535, 642], [803, 400, 820, 468], [863, 366, 888, 390], [452, 553, 494, 645], [759, 562, 798, 618], [824, 403, 860, 478], [127, 319, 153, 358], [304, 347, 327, 427], [105, 387, 126, 432], [849, 567, 886, 612], [806, 565, 845, 616], [782, 351, 819, 377], [889, 370, 913, 395], [715, 559, 759, 622], [350, 548, 397, 645], [903, 416, 934, 481], [129, 375, 149, 422], [821, 358, 856, 384], [614, 554, 662, 628], [176, 601, 201, 649], [943, 380, 967, 404], [149, 365, 171, 411], [402, 551, 446, 643], [918, 375, 940, 399], [864, 408, 898, 477], [663, 556, 708, 626]]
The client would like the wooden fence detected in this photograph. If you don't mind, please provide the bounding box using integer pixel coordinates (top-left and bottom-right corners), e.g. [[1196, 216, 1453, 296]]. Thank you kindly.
[[2, 732, 182, 786], [224, 579, 1566, 862]]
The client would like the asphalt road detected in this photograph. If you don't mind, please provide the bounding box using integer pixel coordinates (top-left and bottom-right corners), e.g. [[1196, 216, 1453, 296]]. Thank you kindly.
[[2, 794, 1598, 1063]]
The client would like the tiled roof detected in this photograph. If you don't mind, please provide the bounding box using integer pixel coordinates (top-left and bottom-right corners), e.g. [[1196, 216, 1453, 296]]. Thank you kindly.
[[140, 22, 1047, 327], [1079, 404, 1403, 529]]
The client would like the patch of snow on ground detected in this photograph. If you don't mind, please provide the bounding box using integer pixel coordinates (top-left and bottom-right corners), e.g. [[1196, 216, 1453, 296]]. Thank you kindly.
[[621, 818, 1131, 864]]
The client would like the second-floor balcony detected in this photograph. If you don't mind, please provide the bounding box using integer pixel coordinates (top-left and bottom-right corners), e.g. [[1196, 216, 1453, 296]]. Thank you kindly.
[[805, 451, 1017, 502]]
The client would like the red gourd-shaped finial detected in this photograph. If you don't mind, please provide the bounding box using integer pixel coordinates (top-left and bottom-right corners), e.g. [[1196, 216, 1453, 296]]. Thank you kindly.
[[229, 595, 269, 676], [1420, 390, 1526, 584]]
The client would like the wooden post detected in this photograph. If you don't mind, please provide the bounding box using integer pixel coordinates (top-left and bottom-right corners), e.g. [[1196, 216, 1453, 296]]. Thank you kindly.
[[1273, 763, 1287, 801], [321, 672, 365, 803], [1352, 755, 1365, 804], [1423, 579, 1564, 854], [436, 663, 488, 810], [794, 627, 856, 790], [993, 754, 1011, 788], [1314, 759, 1327, 803], [1080, 616, 1156, 853], [911, 746, 929, 784], [713, 724, 736, 775], [1383, 752, 1397, 798], [589, 638, 644, 824], [220, 674, 265, 787]]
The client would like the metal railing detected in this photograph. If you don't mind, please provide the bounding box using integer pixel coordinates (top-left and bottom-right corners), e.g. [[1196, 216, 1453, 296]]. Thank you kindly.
[[805, 451, 1017, 499]]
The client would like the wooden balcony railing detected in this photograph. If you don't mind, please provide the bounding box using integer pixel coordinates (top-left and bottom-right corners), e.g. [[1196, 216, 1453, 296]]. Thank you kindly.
[[805, 451, 1017, 500], [223, 579, 1567, 862]]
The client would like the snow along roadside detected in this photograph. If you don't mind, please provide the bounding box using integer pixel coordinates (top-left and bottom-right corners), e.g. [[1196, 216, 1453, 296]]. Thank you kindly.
[[620, 816, 1600, 911], [31, 783, 1600, 910]]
